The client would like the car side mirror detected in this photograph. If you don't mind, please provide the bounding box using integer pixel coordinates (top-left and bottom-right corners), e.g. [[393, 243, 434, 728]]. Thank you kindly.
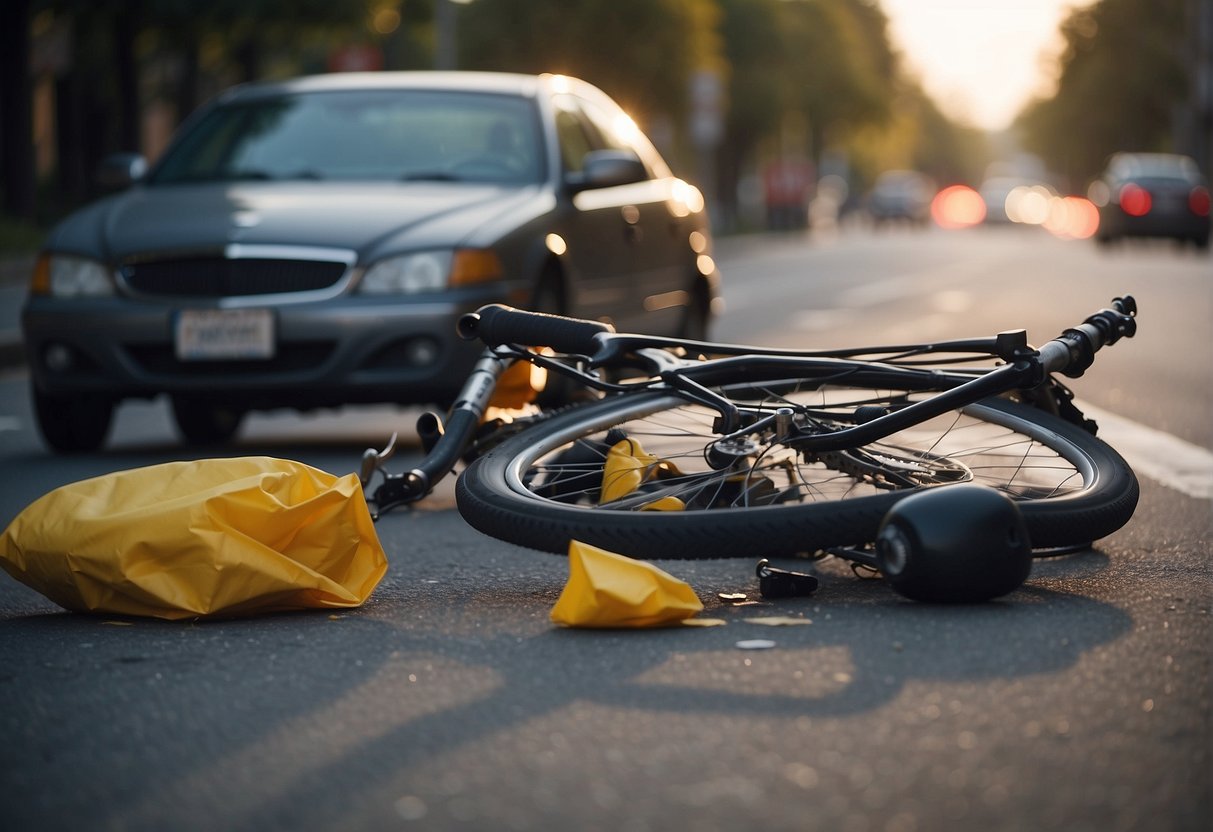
[[96, 153, 148, 190], [569, 150, 647, 191]]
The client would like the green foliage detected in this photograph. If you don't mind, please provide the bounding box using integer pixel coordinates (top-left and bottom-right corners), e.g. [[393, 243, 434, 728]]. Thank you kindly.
[[780, 0, 894, 144], [456, 0, 718, 123], [1017, 0, 1189, 187], [847, 82, 989, 191], [0, 216, 46, 256]]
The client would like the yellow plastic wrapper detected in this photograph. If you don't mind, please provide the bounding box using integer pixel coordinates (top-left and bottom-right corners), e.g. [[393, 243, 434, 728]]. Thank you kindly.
[[601, 437, 686, 511], [488, 356, 545, 410], [550, 540, 703, 628], [0, 457, 387, 620]]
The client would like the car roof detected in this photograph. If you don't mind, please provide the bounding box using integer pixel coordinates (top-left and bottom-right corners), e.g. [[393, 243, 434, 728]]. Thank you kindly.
[[1107, 152, 1201, 180], [216, 71, 551, 104]]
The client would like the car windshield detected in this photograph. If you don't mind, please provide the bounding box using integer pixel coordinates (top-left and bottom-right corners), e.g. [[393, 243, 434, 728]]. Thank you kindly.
[[150, 89, 545, 185]]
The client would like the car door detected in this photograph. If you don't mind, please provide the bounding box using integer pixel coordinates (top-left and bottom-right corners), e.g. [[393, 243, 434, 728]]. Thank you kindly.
[[550, 96, 633, 326], [574, 95, 691, 335]]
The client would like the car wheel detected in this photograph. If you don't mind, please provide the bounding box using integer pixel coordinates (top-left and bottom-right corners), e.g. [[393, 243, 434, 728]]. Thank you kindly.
[[32, 384, 113, 453], [529, 268, 565, 317], [171, 396, 245, 445], [529, 267, 582, 406], [678, 281, 712, 342]]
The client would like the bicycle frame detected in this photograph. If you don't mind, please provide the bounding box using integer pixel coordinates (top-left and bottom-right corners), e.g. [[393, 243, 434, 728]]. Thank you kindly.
[[361, 296, 1137, 516]]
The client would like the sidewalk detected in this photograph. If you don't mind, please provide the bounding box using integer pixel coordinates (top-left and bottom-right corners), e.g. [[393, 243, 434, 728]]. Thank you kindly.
[[0, 256, 32, 371]]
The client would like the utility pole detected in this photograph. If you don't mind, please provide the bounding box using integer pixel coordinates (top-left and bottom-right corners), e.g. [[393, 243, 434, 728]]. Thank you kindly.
[[435, 0, 474, 70]]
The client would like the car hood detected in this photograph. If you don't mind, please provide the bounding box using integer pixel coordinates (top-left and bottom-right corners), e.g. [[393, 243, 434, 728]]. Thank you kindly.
[[48, 182, 550, 263]]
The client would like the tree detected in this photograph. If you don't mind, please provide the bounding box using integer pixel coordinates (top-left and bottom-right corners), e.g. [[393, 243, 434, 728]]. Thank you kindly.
[[1, 0, 37, 220], [781, 0, 894, 158], [1017, 0, 1189, 188], [457, 0, 719, 132], [712, 0, 787, 223], [709, 0, 901, 224], [10, 0, 375, 218]]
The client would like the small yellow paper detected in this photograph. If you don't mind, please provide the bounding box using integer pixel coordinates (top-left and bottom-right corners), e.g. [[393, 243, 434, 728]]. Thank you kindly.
[[550, 540, 703, 628], [681, 617, 727, 627], [745, 616, 813, 626], [1, 457, 387, 620]]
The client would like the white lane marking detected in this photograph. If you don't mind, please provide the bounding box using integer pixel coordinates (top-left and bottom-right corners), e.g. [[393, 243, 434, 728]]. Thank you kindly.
[[1079, 402, 1213, 500], [0, 416, 19, 432]]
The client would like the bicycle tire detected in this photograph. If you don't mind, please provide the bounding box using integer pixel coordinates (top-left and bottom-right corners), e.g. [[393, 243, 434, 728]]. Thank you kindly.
[[455, 384, 1138, 559]]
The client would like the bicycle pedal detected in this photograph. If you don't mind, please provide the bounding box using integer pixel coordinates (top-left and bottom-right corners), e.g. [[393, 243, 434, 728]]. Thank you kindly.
[[756, 559, 819, 598]]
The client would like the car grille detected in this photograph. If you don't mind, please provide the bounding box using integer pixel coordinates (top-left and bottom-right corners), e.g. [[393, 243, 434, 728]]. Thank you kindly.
[[122, 258, 348, 297]]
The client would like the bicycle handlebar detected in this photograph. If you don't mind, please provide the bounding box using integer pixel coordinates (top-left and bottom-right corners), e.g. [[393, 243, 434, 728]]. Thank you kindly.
[[459, 304, 615, 356], [1039, 295, 1137, 378], [462, 296, 1138, 383]]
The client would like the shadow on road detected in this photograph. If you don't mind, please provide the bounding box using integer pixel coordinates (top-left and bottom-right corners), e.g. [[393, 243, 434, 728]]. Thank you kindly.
[[0, 546, 1131, 831]]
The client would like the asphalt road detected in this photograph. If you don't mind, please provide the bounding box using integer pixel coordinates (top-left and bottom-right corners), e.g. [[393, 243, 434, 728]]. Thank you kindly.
[[1, 226, 1209, 832]]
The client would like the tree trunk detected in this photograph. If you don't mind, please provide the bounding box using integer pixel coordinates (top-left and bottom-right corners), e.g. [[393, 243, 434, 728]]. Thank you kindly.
[[1, 0, 36, 219], [113, 7, 140, 152]]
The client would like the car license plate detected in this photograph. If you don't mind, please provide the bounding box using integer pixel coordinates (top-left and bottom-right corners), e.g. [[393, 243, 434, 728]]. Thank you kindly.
[[175, 308, 275, 361]]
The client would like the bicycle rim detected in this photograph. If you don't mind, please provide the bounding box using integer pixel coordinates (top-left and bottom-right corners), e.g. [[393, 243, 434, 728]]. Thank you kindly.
[[456, 383, 1138, 559]]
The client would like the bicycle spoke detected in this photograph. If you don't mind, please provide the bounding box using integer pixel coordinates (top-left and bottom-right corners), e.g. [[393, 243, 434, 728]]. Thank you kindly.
[[520, 384, 1089, 512]]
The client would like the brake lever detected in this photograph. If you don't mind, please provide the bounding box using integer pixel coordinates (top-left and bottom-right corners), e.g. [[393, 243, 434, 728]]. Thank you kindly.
[[359, 431, 398, 487]]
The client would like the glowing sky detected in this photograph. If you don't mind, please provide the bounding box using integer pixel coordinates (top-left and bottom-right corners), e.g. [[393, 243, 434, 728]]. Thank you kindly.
[[881, 0, 1097, 131]]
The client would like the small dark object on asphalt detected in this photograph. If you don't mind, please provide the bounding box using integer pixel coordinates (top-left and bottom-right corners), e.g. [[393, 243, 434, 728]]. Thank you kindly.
[[756, 559, 819, 599]]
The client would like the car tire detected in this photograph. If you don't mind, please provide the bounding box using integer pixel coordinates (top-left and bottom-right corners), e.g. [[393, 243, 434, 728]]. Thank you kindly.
[[529, 268, 581, 407], [32, 384, 113, 453], [678, 281, 712, 342], [171, 396, 245, 445]]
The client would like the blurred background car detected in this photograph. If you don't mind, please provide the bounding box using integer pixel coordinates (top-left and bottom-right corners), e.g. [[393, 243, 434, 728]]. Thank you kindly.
[[1088, 152, 1210, 249], [867, 170, 935, 227], [21, 71, 720, 452], [978, 176, 1025, 224]]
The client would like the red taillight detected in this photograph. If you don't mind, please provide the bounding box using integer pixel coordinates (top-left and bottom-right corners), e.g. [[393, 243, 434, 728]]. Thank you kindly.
[[1190, 186, 1211, 217], [1119, 183, 1152, 217]]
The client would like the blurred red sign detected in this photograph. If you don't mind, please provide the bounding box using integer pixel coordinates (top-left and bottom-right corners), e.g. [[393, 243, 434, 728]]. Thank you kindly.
[[763, 160, 814, 206], [327, 45, 384, 73]]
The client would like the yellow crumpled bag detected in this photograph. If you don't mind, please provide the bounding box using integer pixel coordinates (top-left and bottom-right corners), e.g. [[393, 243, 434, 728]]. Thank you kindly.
[[600, 437, 686, 511], [0, 457, 387, 620], [550, 540, 703, 628]]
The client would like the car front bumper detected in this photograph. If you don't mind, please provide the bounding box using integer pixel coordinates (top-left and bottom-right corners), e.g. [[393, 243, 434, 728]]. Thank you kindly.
[[22, 288, 514, 409], [1099, 208, 1210, 241]]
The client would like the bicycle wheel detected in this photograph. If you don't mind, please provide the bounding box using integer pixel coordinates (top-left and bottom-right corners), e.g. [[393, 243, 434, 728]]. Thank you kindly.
[[455, 380, 1138, 559]]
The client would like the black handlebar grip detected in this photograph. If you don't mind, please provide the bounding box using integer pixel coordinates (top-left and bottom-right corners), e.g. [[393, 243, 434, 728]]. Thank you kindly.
[[460, 304, 616, 355]]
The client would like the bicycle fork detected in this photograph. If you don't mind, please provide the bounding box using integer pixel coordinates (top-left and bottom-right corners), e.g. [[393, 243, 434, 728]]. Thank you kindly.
[[361, 348, 514, 515]]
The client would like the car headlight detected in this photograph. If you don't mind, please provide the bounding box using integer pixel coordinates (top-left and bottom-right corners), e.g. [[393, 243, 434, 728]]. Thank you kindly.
[[358, 249, 505, 295], [359, 251, 453, 295], [31, 253, 115, 298]]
